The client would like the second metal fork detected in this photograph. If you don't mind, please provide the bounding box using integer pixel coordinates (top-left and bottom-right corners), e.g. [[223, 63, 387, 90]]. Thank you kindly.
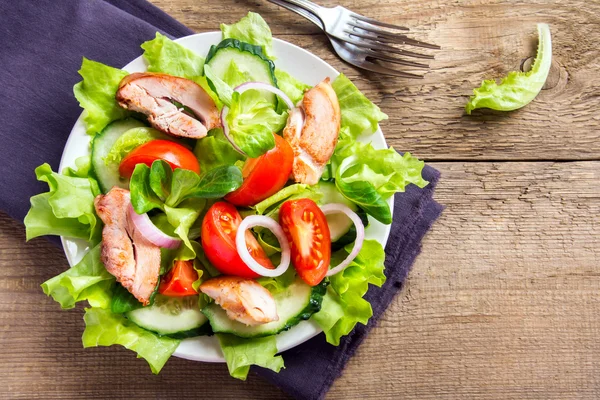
[[267, 0, 439, 78]]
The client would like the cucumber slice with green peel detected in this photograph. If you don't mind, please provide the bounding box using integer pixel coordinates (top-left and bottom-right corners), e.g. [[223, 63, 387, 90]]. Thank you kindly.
[[91, 119, 146, 193], [205, 39, 278, 105], [203, 279, 327, 338], [126, 294, 208, 337], [317, 181, 359, 242]]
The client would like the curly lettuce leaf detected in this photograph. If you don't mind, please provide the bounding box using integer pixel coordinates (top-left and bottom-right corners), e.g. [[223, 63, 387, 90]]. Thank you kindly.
[[465, 24, 552, 114], [331, 74, 388, 138], [41, 244, 114, 309], [24, 163, 102, 242], [73, 58, 129, 135], [226, 90, 287, 157], [142, 32, 205, 78], [82, 307, 179, 374], [194, 128, 244, 172], [216, 333, 284, 380], [312, 240, 386, 345], [331, 129, 428, 224], [221, 12, 274, 59]]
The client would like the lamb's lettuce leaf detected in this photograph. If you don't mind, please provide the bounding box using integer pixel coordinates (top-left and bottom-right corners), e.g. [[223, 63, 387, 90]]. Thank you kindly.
[[465, 24, 552, 114], [73, 58, 129, 135], [82, 307, 180, 374], [24, 163, 102, 242], [225, 89, 287, 157], [221, 12, 274, 59], [129, 160, 241, 254], [312, 240, 386, 345], [41, 244, 114, 309], [217, 333, 284, 380], [331, 74, 388, 138]]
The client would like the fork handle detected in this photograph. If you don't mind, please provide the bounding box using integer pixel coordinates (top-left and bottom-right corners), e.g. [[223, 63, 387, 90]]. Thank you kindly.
[[272, 0, 325, 20], [267, 0, 324, 29]]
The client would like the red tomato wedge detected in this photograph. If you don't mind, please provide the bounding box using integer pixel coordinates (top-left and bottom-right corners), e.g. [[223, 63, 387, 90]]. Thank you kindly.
[[158, 260, 198, 297], [201, 201, 274, 279], [279, 198, 331, 286], [119, 139, 200, 179], [225, 134, 294, 207]]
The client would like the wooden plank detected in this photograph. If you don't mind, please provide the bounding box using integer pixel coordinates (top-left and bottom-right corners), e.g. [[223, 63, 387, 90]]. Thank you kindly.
[[149, 0, 600, 161], [2, 161, 599, 399]]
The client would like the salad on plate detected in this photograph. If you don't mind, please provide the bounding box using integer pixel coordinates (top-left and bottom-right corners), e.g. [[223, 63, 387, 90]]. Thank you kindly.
[[24, 12, 428, 379]]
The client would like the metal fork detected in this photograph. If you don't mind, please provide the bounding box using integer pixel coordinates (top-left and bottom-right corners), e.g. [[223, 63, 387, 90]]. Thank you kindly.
[[267, 0, 439, 78]]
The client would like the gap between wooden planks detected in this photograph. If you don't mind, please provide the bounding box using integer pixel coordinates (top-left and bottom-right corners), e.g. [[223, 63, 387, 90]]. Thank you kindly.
[[2, 161, 599, 399]]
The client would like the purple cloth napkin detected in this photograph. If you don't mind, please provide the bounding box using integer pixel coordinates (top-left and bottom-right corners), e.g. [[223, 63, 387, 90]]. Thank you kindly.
[[0, 1, 442, 399]]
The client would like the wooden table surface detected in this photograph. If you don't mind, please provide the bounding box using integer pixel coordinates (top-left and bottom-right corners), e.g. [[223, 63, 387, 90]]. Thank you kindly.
[[2, 0, 600, 399]]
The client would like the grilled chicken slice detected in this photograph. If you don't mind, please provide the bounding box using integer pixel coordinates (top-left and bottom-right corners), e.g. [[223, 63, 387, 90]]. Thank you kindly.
[[283, 78, 341, 185], [94, 187, 160, 305], [116, 72, 220, 139], [199, 276, 278, 326]]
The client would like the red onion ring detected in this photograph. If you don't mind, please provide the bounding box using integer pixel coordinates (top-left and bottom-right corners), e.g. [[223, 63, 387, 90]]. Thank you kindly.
[[235, 215, 290, 277], [220, 82, 298, 157], [128, 204, 181, 249], [321, 203, 365, 277]]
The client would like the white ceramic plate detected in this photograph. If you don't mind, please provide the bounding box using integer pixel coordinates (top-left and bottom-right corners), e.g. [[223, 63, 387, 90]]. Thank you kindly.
[[59, 32, 393, 362]]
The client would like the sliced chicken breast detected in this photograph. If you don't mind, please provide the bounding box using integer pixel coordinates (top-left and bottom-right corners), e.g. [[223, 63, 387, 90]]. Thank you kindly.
[[94, 187, 160, 305], [116, 72, 220, 139], [283, 78, 341, 185], [200, 276, 278, 326]]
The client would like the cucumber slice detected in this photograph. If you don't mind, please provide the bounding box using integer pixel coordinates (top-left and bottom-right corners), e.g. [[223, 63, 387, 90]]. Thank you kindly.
[[205, 38, 278, 104], [91, 119, 146, 193], [203, 279, 327, 338], [126, 294, 208, 338], [317, 181, 358, 241]]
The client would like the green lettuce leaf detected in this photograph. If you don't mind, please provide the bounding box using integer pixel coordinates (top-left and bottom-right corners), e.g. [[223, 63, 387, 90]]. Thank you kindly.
[[82, 307, 180, 374], [130, 160, 241, 255], [194, 128, 245, 172], [221, 12, 274, 59], [73, 58, 129, 135], [216, 333, 284, 380], [312, 240, 386, 345], [466, 24, 552, 114], [130, 160, 242, 214], [226, 89, 287, 157], [142, 32, 205, 78], [253, 183, 309, 215], [142, 33, 220, 108], [41, 244, 114, 309], [274, 69, 310, 107], [24, 164, 102, 242], [331, 129, 428, 224], [63, 156, 93, 178], [331, 74, 388, 138], [204, 64, 234, 107], [104, 127, 173, 165]]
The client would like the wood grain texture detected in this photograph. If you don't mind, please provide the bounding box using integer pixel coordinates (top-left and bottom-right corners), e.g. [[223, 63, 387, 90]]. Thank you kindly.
[[151, 0, 600, 161], [2, 162, 599, 399], [3, 0, 600, 399]]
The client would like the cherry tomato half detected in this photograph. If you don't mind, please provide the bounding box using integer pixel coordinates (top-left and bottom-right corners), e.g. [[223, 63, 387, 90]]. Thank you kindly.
[[119, 140, 200, 179], [158, 260, 198, 297], [201, 201, 274, 279], [279, 198, 331, 286], [225, 134, 294, 207]]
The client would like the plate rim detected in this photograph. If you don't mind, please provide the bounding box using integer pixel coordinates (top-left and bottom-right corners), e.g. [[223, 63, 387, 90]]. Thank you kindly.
[[58, 31, 393, 363]]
